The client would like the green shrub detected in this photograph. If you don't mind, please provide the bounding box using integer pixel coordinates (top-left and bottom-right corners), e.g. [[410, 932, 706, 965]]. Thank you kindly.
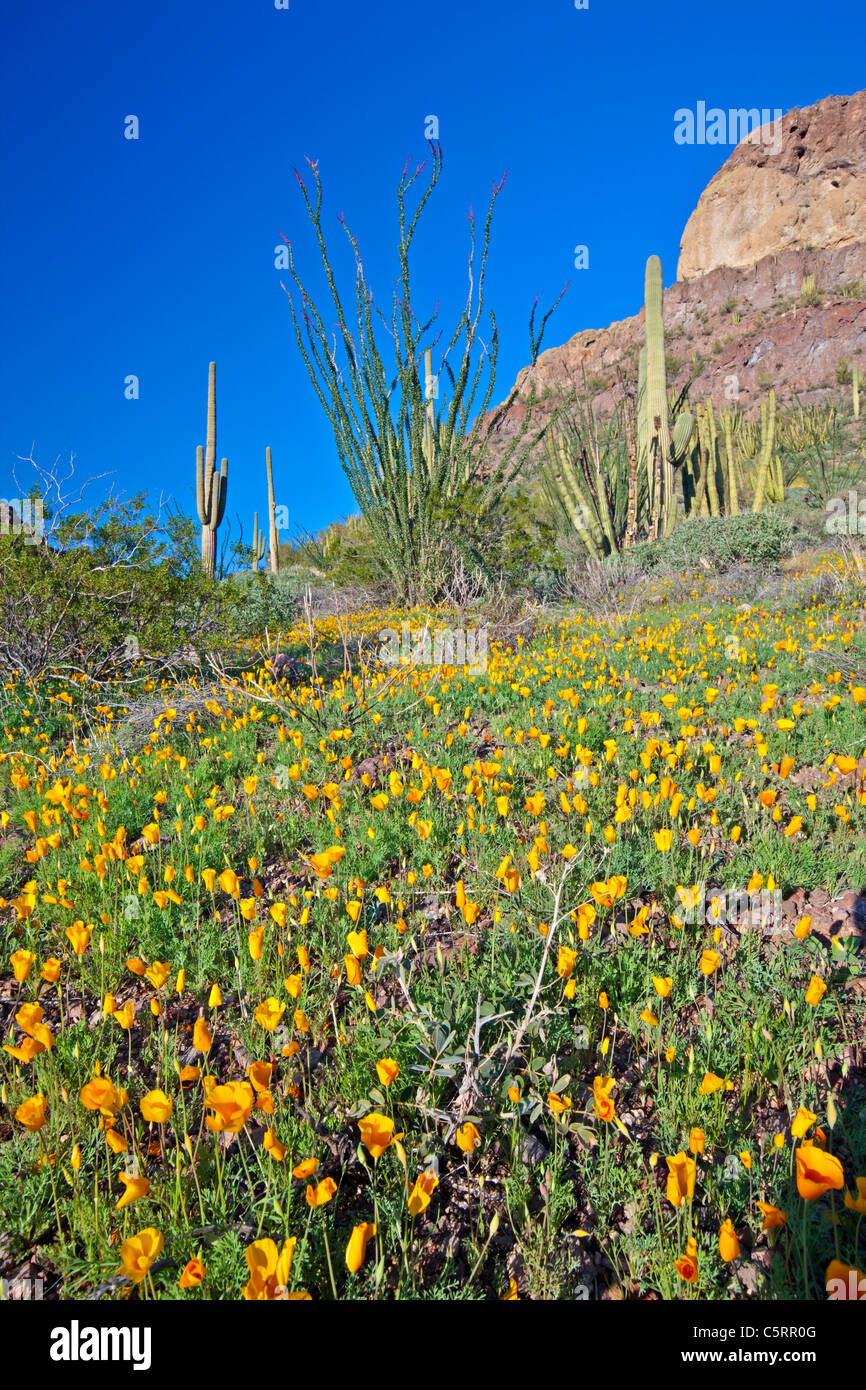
[[630, 512, 795, 572], [0, 491, 234, 679], [224, 570, 298, 638]]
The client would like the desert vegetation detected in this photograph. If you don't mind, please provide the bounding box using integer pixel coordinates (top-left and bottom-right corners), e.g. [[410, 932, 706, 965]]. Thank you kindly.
[[1, 144, 865, 1307]]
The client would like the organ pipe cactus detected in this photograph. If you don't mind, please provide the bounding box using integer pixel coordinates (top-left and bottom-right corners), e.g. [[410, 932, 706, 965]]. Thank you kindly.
[[195, 362, 228, 579], [542, 431, 604, 559], [751, 388, 777, 512], [703, 401, 723, 516], [541, 393, 636, 557], [721, 408, 740, 515]]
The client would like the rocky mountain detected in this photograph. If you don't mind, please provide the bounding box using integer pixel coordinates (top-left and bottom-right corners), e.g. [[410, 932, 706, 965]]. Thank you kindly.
[[487, 91, 866, 460]]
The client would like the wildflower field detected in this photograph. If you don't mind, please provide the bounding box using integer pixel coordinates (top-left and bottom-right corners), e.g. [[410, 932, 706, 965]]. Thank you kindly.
[[2, 549, 865, 1303]]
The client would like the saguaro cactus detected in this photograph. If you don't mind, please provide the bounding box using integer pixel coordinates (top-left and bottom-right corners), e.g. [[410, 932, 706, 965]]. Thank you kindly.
[[265, 446, 280, 574], [252, 512, 267, 570], [643, 257, 692, 538], [644, 256, 671, 537], [196, 362, 228, 579]]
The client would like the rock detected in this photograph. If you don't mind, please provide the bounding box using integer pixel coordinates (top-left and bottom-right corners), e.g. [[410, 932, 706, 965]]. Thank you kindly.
[[679, 93, 866, 280]]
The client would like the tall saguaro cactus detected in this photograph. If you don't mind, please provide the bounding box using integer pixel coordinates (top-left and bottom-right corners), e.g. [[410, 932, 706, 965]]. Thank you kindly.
[[265, 446, 281, 575], [196, 362, 228, 579], [643, 256, 692, 539], [644, 256, 671, 537]]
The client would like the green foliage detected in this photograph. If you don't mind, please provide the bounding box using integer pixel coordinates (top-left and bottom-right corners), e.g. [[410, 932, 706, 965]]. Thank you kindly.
[[786, 408, 866, 506], [283, 515, 385, 592], [424, 483, 561, 596], [836, 358, 853, 386], [630, 510, 795, 571], [0, 490, 233, 679], [225, 570, 298, 638]]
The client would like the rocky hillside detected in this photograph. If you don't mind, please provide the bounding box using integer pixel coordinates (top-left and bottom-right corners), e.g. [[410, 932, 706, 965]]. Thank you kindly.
[[487, 91, 866, 460]]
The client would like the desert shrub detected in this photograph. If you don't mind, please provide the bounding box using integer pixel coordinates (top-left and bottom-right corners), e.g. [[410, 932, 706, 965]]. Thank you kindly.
[[281, 516, 390, 594], [836, 359, 853, 386], [630, 512, 795, 573], [423, 483, 561, 599], [225, 570, 298, 638], [0, 488, 233, 680], [556, 551, 650, 622]]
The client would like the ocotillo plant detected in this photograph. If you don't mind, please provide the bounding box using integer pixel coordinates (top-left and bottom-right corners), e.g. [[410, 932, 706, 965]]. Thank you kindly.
[[854, 363, 861, 419], [195, 362, 228, 579], [643, 256, 692, 538], [251, 512, 267, 571], [265, 446, 280, 574], [281, 144, 564, 600]]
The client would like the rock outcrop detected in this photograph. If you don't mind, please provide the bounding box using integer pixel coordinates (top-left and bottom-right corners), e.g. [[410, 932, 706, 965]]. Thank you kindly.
[[678, 91, 866, 280]]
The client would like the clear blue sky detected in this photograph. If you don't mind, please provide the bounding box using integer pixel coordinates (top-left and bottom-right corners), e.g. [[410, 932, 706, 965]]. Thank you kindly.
[[1, 0, 864, 542]]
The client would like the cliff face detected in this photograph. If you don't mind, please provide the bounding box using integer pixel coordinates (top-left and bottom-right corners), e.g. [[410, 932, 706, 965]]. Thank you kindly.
[[487, 91, 866, 458], [678, 91, 866, 280]]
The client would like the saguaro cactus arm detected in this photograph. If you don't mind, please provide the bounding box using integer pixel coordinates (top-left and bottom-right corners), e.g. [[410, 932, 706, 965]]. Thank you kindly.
[[252, 512, 267, 570]]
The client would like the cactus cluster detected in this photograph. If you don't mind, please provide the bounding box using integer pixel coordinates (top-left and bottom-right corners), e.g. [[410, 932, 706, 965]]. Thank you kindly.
[[682, 399, 744, 518], [541, 406, 625, 559], [193, 363, 288, 579], [545, 255, 692, 555]]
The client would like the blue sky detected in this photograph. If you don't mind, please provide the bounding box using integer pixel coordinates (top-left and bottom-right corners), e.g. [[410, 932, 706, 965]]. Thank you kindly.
[[1, 0, 864, 542]]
